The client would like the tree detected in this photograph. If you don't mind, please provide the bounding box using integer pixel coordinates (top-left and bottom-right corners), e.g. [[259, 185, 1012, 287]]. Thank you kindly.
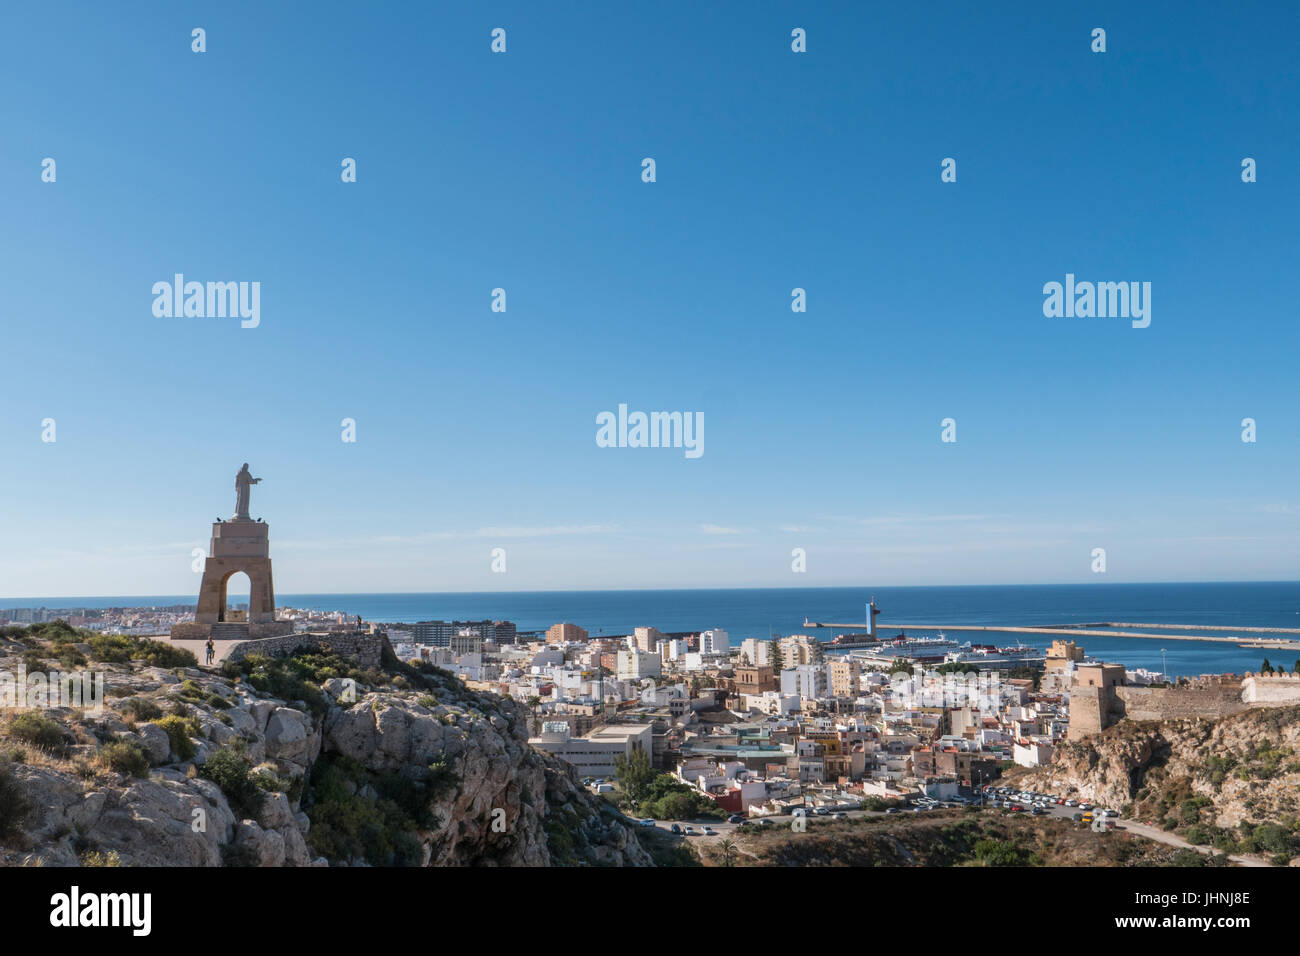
[[612, 748, 656, 804], [526, 696, 542, 735], [718, 837, 738, 867], [1261, 659, 1273, 674]]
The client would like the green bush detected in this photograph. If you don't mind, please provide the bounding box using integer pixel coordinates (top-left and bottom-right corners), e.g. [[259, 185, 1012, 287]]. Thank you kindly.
[[121, 698, 165, 722], [16, 620, 82, 644], [973, 837, 1036, 866], [55, 644, 87, 668], [100, 740, 150, 778], [200, 747, 265, 822], [88, 634, 197, 668], [153, 715, 198, 761], [222, 654, 328, 718], [304, 753, 454, 866], [7, 712, 67, 753]]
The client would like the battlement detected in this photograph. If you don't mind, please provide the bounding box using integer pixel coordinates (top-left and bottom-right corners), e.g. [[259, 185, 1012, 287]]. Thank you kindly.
[[1242, 671, 1300, 680]]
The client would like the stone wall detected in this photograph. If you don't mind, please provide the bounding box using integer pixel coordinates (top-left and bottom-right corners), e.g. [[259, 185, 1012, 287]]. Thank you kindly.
[[223, 630, 392, 671], [170, 621, 294, 641], [1069, 676, 1249, 739], [1241, 672, 1300, 705], [1113, 679, 1247, 722]]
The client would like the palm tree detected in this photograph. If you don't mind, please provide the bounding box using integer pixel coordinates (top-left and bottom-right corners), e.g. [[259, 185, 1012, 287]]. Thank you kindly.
[[718, 837, 739, 867], [526, 695, 542, 735]]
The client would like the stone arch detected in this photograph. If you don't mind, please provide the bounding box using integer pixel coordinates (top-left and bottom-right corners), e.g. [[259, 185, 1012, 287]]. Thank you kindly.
[[196, 556, 276, 625]]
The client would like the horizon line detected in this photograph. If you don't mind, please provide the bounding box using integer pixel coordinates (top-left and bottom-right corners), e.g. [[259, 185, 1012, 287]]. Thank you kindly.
[[3, 578, 1300, 604]]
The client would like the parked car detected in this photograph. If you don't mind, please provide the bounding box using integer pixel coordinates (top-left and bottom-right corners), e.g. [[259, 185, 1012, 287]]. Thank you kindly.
[[684, 825, 698, 835], [814, 807, 831, 816], [1072, 813, 1083, 822], [832, 812, 847, 820], [702, 826, 716, 836], [636, 818, 655, 828], [791, 808, 808, 817], [670, 823, 682, 834], [885, 807, 899, 814], [1065, 800, 1078, 807], [756, 818, 772, 827], [1104, 809, 1119, 817], [727, 814, 747, 824]]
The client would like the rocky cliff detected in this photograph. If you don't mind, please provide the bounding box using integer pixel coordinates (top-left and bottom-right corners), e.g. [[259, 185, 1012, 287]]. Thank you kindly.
[[0, 623, 652, 867], [1023, 705, 1300, 862]]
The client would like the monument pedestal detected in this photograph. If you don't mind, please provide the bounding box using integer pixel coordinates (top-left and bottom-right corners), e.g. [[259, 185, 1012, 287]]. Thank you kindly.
[[196, 518, 276, 624], [173, 517, 292, 640]]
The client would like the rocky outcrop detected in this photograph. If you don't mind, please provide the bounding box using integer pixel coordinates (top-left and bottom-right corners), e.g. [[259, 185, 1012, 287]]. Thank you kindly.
[[1025, 705, 1300, 831], [0, 635, 652, 867]]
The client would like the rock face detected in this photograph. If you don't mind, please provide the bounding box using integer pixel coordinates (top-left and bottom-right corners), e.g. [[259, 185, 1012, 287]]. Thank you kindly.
[[318, 684, 653, 867], [0, 635, 652, 868], [1024, 705, 1300, 829]]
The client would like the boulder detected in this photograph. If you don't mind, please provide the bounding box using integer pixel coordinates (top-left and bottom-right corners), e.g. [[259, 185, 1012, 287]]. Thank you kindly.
[[135, 723, 172, 765]]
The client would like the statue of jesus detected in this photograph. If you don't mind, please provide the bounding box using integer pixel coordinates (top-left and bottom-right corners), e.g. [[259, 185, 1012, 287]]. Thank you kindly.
[[234, 463, 261, 519]]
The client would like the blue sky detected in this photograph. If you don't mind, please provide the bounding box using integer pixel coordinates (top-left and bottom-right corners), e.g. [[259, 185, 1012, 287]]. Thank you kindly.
[[2, 1, 1298, 596]]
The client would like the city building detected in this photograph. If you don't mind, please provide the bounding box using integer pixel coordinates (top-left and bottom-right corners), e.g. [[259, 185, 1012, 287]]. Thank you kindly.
[[546, 622, 589, 644]]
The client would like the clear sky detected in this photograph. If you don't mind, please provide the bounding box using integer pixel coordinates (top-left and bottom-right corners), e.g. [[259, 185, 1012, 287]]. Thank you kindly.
[[2, 1, 1298, 597]]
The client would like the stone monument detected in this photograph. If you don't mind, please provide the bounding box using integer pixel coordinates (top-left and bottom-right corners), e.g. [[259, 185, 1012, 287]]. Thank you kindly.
[[172, 464, 293, 641]]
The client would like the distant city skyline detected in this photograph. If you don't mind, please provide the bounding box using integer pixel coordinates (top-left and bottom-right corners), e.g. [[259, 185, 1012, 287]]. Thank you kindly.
[[3, 2, 1298, 596]]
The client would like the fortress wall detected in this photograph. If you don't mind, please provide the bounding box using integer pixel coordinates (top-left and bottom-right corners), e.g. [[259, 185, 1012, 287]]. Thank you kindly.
[[1113, 683, 1246, 722], [1068, 675, 1300, 739], [225, 631, 392, 670], [1242, 673, 1300, 705]]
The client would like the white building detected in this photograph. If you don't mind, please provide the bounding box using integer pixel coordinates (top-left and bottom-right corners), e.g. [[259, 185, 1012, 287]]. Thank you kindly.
[[780, 664, 826, 700], [740, 638, 773, 667], [660, 638, 688, 663], [529, 722, 655, 777], [617, 649, 661, 681], [1013, 739, 1054, 768], [700, 629, 730, 655]]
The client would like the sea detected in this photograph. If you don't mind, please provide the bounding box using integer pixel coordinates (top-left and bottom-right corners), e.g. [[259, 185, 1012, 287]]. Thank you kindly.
[[4, 582, 1300, 679]]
